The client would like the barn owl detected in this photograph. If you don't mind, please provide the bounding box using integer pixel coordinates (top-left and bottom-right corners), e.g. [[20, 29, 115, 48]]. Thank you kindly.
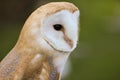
[[0, 2, 79, 80]]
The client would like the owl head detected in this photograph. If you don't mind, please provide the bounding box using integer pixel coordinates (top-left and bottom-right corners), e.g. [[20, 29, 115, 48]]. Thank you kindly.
[[16, 2, 80, 56]]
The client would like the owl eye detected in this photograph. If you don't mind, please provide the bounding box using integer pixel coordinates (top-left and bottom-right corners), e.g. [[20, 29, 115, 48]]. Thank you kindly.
[[53, 24, 63, 31]]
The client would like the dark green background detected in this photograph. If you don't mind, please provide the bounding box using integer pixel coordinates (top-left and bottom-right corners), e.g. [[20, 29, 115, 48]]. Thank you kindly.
[[0, 0, 120, 80]]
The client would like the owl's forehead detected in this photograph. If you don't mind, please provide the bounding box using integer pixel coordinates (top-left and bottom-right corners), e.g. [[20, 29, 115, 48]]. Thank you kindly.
[[50, 10, 77, 17], [35, 2, 79, 16], [43, 10, 79, 23]]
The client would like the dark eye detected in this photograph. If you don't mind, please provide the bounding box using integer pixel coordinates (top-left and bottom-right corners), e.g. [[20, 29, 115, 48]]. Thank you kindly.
[[53, 24, 63, 31]]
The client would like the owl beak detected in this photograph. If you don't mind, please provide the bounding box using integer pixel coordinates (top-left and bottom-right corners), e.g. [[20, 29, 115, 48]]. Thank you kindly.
[[64, 36, 73, 49]]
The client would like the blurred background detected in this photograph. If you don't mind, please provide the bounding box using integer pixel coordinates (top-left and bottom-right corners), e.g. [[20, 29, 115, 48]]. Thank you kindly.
[[0, 0, 120, 80]]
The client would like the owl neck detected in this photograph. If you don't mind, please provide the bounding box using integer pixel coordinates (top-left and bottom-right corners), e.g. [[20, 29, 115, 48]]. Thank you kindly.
[[52, 53, 70, 73], [44, 53, 70, 80]]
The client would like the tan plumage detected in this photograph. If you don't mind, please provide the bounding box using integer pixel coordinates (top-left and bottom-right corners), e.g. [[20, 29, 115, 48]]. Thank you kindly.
[[0, 2, 79, 80]]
